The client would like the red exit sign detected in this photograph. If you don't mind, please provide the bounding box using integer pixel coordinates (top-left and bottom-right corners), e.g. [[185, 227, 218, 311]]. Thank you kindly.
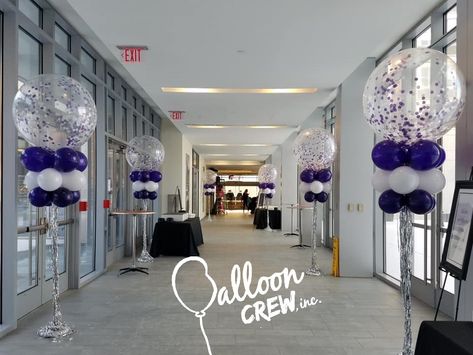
[[117, 45, 148, 63], [169, 111, 186, 120]]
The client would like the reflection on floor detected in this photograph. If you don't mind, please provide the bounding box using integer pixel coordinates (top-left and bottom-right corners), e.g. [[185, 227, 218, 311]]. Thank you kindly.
[[2, 213, 445, 354]]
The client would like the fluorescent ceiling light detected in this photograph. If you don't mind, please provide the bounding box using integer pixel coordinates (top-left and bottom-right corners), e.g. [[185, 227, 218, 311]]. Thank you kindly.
[[198, 143, 273, 147], [218, 170, 256, 174], [206, 161, 262, 165], [162, 87, 317, 94], [204, 154, 261, 157], [186, 124, 294, 129]]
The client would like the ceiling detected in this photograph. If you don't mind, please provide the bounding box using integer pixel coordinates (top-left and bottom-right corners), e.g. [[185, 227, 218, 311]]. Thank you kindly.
[[51, 0, 442, 172]]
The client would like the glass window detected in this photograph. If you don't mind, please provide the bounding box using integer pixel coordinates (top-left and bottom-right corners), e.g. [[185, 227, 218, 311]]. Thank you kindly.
[[142, 104, 145, 116], [413, 27, 431, 48], [121, 85, 127, 101], [151, 127, 155, 137], [107, 96, 115, 135], [384, 213, 400, 280], [444, 5, 457, 34], [19, 0, 42, 27], [151, 113, 155, 125], [18, 29, 42, 83], [81, 48, 96, 74], [133, 96, 137, 109], [54, 56, 71, 76], [133, 114, 137, 136], [445, 41, 457, 63], [142, 120, 146, 135], [122, 106, 127, 140], [107, 72, 115, 90], [54, 23, 71, 52], [81, 76, 96, 102]]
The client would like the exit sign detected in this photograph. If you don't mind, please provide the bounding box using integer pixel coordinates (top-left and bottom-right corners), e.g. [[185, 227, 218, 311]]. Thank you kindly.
[[169, 111, 186, 120], [117, 45, 148, 63]]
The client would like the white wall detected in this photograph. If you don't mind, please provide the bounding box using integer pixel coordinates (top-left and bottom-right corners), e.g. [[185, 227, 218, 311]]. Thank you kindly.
[[182, 136, 193, 212], [336, 58, 376, 277], [280, 132, 298, 233]]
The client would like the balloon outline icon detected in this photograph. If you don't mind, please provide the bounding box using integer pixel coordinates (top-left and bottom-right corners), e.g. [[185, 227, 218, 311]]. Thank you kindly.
[[172, 257, 217, 355]]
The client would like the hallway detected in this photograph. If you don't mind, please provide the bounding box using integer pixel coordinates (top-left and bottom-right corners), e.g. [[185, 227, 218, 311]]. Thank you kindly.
[[3, 214, 441, 354]]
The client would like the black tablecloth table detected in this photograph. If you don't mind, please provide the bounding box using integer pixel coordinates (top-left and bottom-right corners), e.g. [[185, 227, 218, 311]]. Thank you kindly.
[[253, 208, 281, 229], [150, 217, 204, 257], [415, 321, 473, 355]]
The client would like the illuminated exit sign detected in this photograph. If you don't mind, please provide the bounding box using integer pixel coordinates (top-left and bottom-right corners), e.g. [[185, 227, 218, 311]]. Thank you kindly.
[[117, 45, 148, 63], [169, 111, 186, 120]]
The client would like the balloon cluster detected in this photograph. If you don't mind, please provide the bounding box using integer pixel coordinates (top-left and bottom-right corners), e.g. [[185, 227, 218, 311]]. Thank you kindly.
[[13, 74, 97, 209], [22, 147, 87, 207], [299, 168, 332, 203], [363, 48, 466, 215], [126, 135, 165, 201], [258, 164, 277, 198], [130, 170, 161, 200], [372, 140, 445, 214], [204, 170, 217, 196]]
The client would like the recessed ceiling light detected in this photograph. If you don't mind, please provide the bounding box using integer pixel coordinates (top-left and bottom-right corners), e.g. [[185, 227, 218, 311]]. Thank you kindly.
[[204, 153, 262, 157], [161, 87, 317, 94], [206, 160, 262, 165], [198, 143, 274, 147], [186, 124, 295, 129]]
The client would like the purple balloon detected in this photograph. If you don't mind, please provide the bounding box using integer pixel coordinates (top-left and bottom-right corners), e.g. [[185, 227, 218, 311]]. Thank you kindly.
[[148, 191, 158, 200], [409, 140, 441, 171], [434, 147, 446, 168], [130, 171, 140, 182], [316, 192, 329, 203], [52, 187, 74, 207], [372, 140, 408, 170], [204, 192, 210, 196], [304, 191, 316, 203], [28, 187, 52, 207], [266, 193, 273, 199], [150, 171, 162, 182], [300, 169, 316, 183], [76, 151, 88, 172], [140, 190, 150, 199], [71, 191, 81, 204], [21, 147, 54, 172], [139, 171, 150, 182], [406, 190, 436, 215], [133, 191, 142, 199], [259, 183, 268, 189], [378, 190, 404, 214], [204, 184, 210, 189], [317, 169, 332, 183], [54, 148, 79, 172], [267, 183, 276, 190]]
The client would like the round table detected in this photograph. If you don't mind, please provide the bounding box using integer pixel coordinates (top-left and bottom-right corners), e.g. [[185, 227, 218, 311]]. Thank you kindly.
[[110, 210, 155, 275]]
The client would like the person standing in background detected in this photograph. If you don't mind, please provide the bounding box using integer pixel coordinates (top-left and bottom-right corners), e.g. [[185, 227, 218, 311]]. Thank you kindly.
[[242, 189, 250, 213]]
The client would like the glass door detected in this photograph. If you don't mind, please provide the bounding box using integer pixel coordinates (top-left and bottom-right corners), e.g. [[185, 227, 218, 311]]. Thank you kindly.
[[105, 139, 127, 266]]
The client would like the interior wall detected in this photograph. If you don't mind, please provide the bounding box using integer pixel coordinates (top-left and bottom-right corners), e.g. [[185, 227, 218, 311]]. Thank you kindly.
[[280, 132, 298, 233], [182, 136, 193, 212], [337, 58, 376, 277]]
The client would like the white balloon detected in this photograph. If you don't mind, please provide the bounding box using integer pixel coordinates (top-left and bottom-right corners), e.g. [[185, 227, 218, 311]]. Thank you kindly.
[[144, 181, 158, 192], [206, 188, 213, 193], [24, 171, 39, 190], [418, 169, 446, 194], [132, 181, 145, 191], [372, 169, 391, 192], [310, 181, 323, 194], [299, 182, 312, 193], [322, 181, 332, 193], [389, 166, 419, 194], [61, 170, 86, 191], [263, 188, 271, 194], [37, 168, 62, 192], [270, 189, 276, 195]]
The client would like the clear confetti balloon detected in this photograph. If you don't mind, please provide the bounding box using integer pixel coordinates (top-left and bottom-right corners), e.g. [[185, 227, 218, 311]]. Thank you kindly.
[[258, 164, 277, 183], [12, 74, 97, 149], [126, 135, 165, 170], [293, 128, 336, 170], [205, 170, 217, 184], [363, 48, 466, 144]]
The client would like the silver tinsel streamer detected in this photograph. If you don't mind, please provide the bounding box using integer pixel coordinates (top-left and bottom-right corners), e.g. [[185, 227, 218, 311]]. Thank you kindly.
[[207, 194, 212, 222], [37, 206, 73, 339], [399, 206, 413, 355], [264, 194, 272, 231], [306, 201, 321, 276], [138, 200, 153, 263]]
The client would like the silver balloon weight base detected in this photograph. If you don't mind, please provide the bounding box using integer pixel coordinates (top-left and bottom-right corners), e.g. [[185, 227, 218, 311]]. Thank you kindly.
[[137, 250, 154, 263], [264, 226, 272, 232], [305, 265, 321, 277], [37, 320, 74, 339]]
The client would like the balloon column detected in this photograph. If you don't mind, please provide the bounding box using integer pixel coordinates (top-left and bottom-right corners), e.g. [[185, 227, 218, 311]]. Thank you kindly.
[[258, 164, 277, 231], [13, 74, 97, 339], [293, 128, 336, 276], [363, 48, 465, 355], [126, 135, 165, 263], [204, 170, 217, 221]]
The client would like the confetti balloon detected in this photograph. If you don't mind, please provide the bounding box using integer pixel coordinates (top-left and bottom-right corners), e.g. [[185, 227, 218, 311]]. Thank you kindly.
[[126, 135, 165, 170], [205, 170, 217, 184], [12, 74, 97, 149], [258, 164, 277, 183], [363, 48, 466, 144], [293, 128, 336, 170]]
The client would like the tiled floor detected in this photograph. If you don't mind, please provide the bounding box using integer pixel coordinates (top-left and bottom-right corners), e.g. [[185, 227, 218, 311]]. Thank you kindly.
[[1, 213, 445, 354]]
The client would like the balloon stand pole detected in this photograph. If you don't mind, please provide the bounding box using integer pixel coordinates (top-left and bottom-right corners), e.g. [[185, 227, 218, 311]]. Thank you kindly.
[[37, 206, 74, 340], [207, 195, 212, 222], [264, 196, 272, 232], [399, 206, 413, 355], [305, 201, 321, 276], [138, 200, 153, 263]]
